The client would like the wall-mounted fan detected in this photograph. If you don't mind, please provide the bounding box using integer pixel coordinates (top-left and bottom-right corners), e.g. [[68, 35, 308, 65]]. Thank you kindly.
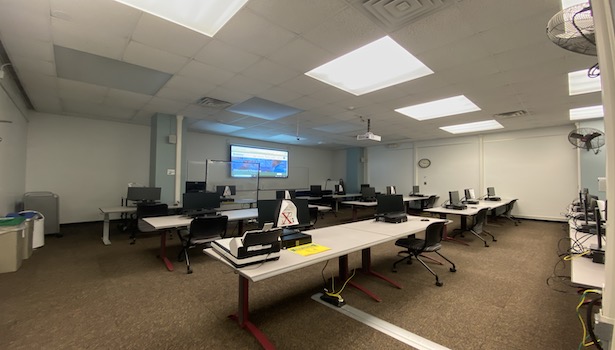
[[546, 3, 596, 56], [568, 128, 605, 153]]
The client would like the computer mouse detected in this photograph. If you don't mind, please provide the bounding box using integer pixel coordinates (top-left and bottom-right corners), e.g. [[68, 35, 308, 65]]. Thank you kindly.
[[421, 218, 429, 221]]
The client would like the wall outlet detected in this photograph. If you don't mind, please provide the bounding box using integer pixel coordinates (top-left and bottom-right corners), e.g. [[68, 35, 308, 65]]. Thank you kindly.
[[167, 169, 175, 175]]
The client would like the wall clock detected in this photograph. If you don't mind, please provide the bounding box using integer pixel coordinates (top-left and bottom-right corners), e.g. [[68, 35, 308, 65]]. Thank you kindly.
[[418, 158, 431, 168]]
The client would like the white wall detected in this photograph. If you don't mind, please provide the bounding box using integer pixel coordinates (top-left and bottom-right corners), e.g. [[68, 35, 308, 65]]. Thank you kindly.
[[0, 74, 28, 215], [25, 113, 150, 223], [365, 126, 578, 221], [184, 132, 339, 198]]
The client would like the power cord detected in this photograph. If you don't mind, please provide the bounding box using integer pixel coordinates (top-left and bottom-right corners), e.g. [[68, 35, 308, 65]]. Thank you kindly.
[[576, 289, 603, 350]]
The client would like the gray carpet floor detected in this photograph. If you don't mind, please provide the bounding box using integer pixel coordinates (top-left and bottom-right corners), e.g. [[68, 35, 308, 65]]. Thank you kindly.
[[0, 207, 586, 349]]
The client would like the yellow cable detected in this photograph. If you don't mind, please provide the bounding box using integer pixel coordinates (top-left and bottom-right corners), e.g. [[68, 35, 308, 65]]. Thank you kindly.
[[326, 269, 356, 298], [565, 250, 591, 261], [576, 290, 602, 348]]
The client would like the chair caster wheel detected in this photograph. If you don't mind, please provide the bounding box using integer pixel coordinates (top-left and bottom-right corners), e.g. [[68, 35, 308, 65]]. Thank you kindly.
[[187, 268, 193, 274], [493, 239, 497, 242], [450, 268, 456, 272], [484, 244, 489, 247], [436, 281, 443, 287]]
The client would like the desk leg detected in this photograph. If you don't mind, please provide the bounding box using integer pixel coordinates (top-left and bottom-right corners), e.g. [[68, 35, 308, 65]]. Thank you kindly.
[[441, 214, 470, 246], [338, 255, 382, 302], [237, 220, 244, 235], [158, 231, 174, 271], [229, 276, 276, 350], [352, 206, 358, 221], [360, 248, 402, 289], [102, 213, 111, 245]]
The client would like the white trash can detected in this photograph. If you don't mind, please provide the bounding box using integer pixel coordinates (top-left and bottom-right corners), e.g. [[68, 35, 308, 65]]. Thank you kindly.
[[21, 211, 45, 249]]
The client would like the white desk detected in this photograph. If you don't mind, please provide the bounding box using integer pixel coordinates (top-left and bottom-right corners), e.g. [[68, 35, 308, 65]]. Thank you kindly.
[[569, 221, 605, 288], [98, 204, 181, 245], [203, 215, 443, 349]]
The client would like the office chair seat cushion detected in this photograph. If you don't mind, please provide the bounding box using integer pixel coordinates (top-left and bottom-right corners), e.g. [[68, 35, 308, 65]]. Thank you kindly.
[[421, 243, 442, 252], [395, 237, 423, 250], [191, 236, 220, 245]]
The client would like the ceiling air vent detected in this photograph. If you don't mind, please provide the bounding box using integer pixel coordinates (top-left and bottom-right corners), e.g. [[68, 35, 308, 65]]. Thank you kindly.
[[493, 110, 528, 119], [196, 96, 232, 109], [348, 0, 458, 32]]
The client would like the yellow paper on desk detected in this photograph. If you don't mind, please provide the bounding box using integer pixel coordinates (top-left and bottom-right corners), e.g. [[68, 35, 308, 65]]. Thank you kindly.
[[288, 243, 331, 256]]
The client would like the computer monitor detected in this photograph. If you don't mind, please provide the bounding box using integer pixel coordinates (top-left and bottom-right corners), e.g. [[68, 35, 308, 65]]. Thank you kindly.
[[594, 206, 604, 251], [361, 186, 377, 201], [182, 192, 220, 212], [216, 185, 236, 197], [487, 187, 496, 198], [386, 186, 396, 195], [449, 191, 461, 206], [360, 184, 370, 189], [411, 185, 420, 195], [464, 188, 476, 200], [276, 190, 296, 199], [376, 194, 405, 215], [310, 185, 322, 197], [185, 181, 206, 193], [126, 187, 161, 203]]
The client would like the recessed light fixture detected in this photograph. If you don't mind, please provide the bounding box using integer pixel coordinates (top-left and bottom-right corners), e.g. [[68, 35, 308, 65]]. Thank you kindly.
[[395, 95, 481, 121], [568, 69, 601, 95], [569, 105, 604, 120], [112, 0, 247, 37], [440, 120, 503, 134], [305, 36, 433, 96]]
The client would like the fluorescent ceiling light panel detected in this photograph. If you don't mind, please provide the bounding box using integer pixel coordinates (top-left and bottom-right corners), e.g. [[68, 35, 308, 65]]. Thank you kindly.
[[569, 105, 604, 120], [440, 120, 503, 134], [190, 120, 243, 133], [227, 97, 303, 120], [113, 0, 247, 37], [305, 36, 433, 96], [568, 69, 602, 95], [395, 95, 481, 121]]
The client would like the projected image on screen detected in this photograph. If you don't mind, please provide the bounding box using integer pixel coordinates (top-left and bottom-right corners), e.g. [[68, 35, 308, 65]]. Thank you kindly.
[[230, 144, 289, 178]]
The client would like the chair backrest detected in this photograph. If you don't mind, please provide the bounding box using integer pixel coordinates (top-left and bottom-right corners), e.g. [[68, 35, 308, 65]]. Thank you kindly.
[[136, 203, 168, 232], [504, 199, 517, 216], [423, 195, 437, 209], [423, 221, 445, 248], [189, 215, 228, 241], [136, 203, 168, 218], [308, 206, 318, 228], [471, 208, 490, 233]]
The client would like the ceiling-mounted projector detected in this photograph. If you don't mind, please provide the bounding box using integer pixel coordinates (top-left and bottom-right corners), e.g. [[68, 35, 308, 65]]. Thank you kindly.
[[357, 132, 381, 141], [356, 118, 381, 141]]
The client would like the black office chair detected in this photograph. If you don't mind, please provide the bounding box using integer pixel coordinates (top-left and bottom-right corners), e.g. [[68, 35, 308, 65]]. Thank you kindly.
[[423, 195, 438, 209], [467, 207, 496, 247], [130, 203, 169, 244], [178, 215, 228, 274], [392, 221, 456, 286], [500, 199, 521, 226], [308, 206, 318, 229]]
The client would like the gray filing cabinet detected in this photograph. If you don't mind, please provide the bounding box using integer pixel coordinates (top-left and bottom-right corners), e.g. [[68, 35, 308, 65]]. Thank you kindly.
[[23, 192, 60, 236]]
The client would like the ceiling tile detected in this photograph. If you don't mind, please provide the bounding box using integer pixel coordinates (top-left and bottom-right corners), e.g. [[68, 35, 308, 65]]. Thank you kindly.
[[123, 41, 190, 74], [214, 8, 297, 57], [193, 39, 260, 74], [241, 58, 300, 85], [51, 17, 128, 60], [177, 60, 235, 86], [132, 13, 211, 58], [247, 0, 347, 34]]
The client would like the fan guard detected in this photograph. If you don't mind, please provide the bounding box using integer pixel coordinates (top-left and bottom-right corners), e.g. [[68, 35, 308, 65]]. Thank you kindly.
[[568, 127, 605, 153], [546, 3, 596, 56]]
